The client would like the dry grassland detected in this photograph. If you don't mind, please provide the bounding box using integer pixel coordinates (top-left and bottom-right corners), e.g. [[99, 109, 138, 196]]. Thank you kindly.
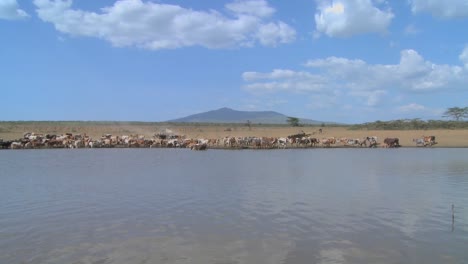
[[1, 122, 467, 147]]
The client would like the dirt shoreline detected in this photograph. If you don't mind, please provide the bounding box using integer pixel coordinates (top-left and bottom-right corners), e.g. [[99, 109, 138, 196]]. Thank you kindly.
[[1, 122, 467, 148]]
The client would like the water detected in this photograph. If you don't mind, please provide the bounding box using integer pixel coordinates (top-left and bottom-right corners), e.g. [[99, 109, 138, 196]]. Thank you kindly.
[[1, 148, 467, 264]]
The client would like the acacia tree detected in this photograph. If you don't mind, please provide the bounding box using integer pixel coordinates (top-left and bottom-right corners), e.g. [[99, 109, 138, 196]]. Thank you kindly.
[[443, 107, 468, 121], [287, 117, 300, 127]]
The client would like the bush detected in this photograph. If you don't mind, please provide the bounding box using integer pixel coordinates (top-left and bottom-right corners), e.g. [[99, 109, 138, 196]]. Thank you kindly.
[[349, 119, 468, 130]]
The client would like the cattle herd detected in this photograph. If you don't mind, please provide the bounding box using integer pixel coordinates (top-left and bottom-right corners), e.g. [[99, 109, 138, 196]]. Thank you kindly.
[[0, 132, 437, 150]]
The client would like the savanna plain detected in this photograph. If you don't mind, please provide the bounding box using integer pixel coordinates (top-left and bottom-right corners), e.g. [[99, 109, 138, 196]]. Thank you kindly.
[[0, 121, 467, 147]]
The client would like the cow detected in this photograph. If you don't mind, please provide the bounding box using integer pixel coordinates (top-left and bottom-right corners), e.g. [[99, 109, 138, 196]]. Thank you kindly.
[[223, 137, 235, 147], [0, 140, 12, 149], [91, 141, 102, 148], [364, 136, 378, 148], [45, 139, 63, 148], [10, 142, 23, 149], [74, 140, 85, 148], [287, 137, 298, 146], [338, 137, 348, 145], [412, 138, 426, 146], [250, 137, 262, 148], [228, 137, 236, 147], [423, 136, 436, 146], [321, 137, 336, 147], [345, 138, 364, 147], [154, 134, 167, 140], [261, 137, 276, 148], [45, 134, 56, 140], [166, 139, 180, 148], [236, 137, 248, 147], [31, 139, 45, 148], [277, 137, 288, 148], [359, 138, 371, 147], [190, 143, 207, 151], [287, 133, 310, 147], [207, 138, 219, 146], [309, 137, 320, 147], [151, 138, 165, 148], [383, 138, 400, 148]]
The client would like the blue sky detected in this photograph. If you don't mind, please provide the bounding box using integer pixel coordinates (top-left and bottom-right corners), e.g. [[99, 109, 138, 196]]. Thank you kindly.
[[1, 0, 467, 123]]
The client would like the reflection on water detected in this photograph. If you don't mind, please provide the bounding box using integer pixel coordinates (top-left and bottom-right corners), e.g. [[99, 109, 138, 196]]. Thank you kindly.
[[0, 149, 467, 264]]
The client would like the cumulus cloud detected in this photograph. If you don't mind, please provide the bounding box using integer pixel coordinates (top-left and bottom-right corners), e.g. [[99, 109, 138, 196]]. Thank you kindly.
[[256, 22, 297, 46], [409, 0, 468, 18], [460, 45, 468, 69], [397, 103, 426, 112], [304, 49, 468, 91], [242, 69, 327, 93], [0, 0, 29, 20], [314, 0, 394, 37], [243, 47, 468, 107], [33, 0, 296, 50]]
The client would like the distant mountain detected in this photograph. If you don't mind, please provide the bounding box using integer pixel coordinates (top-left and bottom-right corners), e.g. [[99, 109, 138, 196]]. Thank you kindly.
[[168, 107, 329, 125]]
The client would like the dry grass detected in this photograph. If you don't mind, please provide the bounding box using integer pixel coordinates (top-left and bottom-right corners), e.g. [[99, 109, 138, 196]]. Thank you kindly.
[[172, 126, 468, 147], [1, 122, 467, 147]]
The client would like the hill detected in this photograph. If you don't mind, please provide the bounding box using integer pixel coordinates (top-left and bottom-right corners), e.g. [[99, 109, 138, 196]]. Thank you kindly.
[[168, 107, 327, 125]]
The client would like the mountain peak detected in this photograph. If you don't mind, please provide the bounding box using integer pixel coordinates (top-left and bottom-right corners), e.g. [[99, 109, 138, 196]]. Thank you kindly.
[[217, 107, 234, 111], [168, 107, 326, 124]]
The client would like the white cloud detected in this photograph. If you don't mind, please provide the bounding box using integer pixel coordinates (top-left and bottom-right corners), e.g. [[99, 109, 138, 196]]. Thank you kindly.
[[243, 69, 318, 81], [397, 103, 426, 112], [242, 69, 327, 93], [460, 45, 468, 69], [225, 0, 274, 18], [256, 21, 297, 46], [304, 49, 468, 91], [243, 47, 468, 107], [314, 0, 394, 37], [0, 0, 29, 20], [409, 0, 468, 18], [243, 80, 325, 93], [33, 0, 296, 50], [396, 103, 444, 118], [349, 90, 387, 106], [404, 24, 420, 35]]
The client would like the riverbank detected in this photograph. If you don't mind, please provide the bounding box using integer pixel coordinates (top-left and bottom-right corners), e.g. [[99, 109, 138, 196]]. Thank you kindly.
[[1, 122, 467, 148]]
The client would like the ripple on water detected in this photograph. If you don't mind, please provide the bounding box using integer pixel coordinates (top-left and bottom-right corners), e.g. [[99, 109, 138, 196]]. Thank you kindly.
[[0, 149, 468, 263]]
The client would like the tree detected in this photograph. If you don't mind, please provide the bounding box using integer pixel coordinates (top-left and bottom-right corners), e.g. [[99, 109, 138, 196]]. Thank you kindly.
[[246, 120, 251, 130], [287, 117, 300, 127], [443, 107, 468, 121]]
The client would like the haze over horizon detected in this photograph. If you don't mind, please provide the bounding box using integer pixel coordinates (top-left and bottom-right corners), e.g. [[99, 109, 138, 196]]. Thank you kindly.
[[1, 0, 467, 123]]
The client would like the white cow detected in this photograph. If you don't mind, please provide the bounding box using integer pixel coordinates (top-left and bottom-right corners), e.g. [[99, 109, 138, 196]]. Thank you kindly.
[[277, 137, 288, 148], [11, 142, 22, 149]]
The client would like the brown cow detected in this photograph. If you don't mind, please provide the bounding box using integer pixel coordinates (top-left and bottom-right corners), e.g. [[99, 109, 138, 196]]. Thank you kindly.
[[321, 137, 336, 147], [423, 136, 436, 146], [383, 138, 400, 148], [309, 137, 320, 147]]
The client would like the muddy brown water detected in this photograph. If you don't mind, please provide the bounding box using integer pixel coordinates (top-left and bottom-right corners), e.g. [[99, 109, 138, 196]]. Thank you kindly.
[[1, 148, 467, 264]]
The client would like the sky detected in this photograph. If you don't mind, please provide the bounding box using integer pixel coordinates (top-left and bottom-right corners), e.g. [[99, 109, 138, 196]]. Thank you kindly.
[[1, 0, 467, 123]]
